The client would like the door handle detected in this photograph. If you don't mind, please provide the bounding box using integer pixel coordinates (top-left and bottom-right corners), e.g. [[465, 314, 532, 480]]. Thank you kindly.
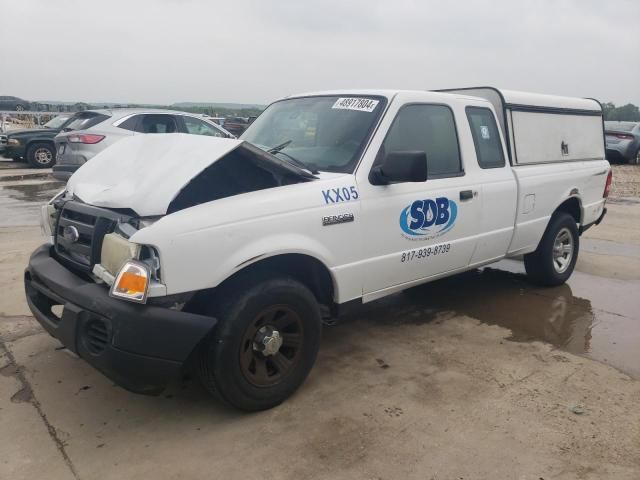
[[459, 190, 474, 201]]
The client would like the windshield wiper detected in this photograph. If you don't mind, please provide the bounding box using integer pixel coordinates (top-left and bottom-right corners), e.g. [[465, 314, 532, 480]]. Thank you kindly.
[[266, 140, 319, 174], [275, 150, 319, 174], [267, 140, 292, 154]]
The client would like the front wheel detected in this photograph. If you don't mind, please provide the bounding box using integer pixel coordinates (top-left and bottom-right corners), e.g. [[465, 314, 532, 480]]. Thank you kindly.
[[524, 212, 579, 286], [198, 274, 322, 411], [633, 148, 640, 165]]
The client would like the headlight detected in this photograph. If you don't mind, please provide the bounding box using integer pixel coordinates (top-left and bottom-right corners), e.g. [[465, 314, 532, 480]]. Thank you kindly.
[[7, 138, 20, 146], [100, 232, 141, 277], [110, 260, 150, 303]]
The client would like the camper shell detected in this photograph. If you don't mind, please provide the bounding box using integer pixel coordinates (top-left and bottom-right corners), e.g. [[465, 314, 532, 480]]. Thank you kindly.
[[438, 87, 605, 166]]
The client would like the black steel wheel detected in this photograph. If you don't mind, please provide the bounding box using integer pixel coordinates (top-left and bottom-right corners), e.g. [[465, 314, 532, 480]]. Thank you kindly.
[[198, 274, 321, 411], [239, 305, 304, 387]]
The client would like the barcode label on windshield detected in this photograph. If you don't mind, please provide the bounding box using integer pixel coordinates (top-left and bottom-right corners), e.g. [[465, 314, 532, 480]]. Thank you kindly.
[[332, 97, 379, 113]]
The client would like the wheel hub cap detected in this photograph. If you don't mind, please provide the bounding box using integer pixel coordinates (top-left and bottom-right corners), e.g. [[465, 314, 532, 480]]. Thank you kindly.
[[552, 227, 574, 274], [254, 326, 283, 356], [239, 305, 304, 387], [35, 148, 52, 164]]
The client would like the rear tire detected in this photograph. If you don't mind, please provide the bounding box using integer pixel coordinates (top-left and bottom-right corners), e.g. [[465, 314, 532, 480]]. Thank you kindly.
[[26, 142, 55, 168], [524, 212, 579, 287], [197, 274, 322, 411], [633, 148, 640, 165]]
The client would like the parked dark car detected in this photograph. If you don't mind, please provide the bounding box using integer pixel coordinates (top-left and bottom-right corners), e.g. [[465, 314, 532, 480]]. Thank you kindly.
[[605, 121, 640, 164], [0, 96, 31, 111], [2, 114, 72, 167], [223, 116, 250, 136]]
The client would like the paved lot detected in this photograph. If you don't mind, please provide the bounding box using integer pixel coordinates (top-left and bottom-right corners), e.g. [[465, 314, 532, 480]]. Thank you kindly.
[[1, 163, 639, 480]]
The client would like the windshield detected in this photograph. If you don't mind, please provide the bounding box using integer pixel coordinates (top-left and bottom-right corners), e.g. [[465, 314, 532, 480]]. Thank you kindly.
[[241, 95, 386, 173], [44, 115, 71, 129]]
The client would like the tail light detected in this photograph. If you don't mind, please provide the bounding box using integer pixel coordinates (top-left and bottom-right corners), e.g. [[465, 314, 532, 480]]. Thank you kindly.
[[607, 132, 634, 140], [67, 134, 105, 144], [603, 170, 613, 198]]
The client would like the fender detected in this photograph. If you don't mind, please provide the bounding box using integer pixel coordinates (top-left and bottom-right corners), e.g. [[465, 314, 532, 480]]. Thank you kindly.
[[216, 234, 339, 298], [554, 190, 583, 225]]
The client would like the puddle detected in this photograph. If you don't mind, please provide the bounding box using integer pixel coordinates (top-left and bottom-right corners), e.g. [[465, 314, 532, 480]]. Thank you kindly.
[[0, 181, 64, 227], [348, 259, 640, 379]]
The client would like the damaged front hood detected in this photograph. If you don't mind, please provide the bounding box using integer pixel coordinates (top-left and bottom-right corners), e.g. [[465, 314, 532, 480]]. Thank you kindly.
[[66, 134, 315, 216]]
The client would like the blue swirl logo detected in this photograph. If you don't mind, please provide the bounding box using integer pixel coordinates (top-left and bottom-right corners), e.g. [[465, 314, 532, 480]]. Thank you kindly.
[[399, 197, 458, 238]]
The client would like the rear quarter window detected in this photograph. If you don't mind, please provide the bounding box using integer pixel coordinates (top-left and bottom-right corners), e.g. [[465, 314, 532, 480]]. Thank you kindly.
[[465, 107, 505, 169]]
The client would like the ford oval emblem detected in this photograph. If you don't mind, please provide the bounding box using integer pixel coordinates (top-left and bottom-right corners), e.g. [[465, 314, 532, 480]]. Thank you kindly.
[[63, 225, 80, 243]]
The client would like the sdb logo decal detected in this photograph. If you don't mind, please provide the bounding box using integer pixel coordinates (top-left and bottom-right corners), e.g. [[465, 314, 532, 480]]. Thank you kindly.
[[399, 197, 458, 239]]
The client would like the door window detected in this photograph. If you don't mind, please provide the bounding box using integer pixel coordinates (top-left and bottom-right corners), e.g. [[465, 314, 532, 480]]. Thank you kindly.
[[465, 107, 505, 168], [140, 114, 178, 134], [183, 116, 226, 137], [378, 104, 462, 178]]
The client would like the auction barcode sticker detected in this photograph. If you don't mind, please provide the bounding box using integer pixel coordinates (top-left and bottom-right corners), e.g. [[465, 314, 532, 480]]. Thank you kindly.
[[332, 97, 379, 113]]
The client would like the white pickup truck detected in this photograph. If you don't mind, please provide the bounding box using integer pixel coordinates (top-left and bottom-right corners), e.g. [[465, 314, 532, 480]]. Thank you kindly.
[[25, 88, 611, 410]]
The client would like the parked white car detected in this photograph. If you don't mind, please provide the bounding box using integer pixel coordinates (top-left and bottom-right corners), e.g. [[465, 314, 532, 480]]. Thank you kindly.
[[52, 108, 234, 180], [26, 88, 610, 411]]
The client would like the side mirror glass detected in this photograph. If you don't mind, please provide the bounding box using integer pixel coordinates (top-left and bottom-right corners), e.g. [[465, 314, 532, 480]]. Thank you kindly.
[[370, 151, 428, 185]]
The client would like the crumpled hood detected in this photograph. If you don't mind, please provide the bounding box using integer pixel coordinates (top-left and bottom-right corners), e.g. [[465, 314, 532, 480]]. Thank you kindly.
[[66, 134, 314, 216]]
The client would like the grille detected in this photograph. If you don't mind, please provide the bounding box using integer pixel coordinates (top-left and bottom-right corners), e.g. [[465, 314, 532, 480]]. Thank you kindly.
[[54, 201, 131, 273], [85, 319, 109, 354], [0, 135, 7, 146]]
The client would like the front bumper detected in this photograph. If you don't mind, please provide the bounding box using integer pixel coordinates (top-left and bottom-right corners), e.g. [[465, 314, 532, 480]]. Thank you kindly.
[[25, 244, 216, 394], [52, 164, 78, 180], [605, 140, 637, 162], [2, 144, 26, 159]]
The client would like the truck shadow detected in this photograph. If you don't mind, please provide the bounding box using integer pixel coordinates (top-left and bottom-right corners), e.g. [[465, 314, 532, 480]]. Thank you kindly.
[[337, 266, 595, 356]]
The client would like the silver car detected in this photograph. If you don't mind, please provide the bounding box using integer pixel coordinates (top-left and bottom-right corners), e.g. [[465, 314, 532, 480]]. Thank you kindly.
[[52, 109, 234, 180], [604, 121, 640, 165]]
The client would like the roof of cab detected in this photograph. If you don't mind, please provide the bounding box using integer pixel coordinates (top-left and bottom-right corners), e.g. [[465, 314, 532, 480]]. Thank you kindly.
[[286, 88, 601, 113]]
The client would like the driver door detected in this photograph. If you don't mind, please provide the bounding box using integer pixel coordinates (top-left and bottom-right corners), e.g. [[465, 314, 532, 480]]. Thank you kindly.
[[356, 96, 482, 297]]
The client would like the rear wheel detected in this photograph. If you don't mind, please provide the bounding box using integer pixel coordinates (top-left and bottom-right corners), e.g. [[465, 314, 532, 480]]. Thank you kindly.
[[26, 142, 55, 168], [198, 274, 322, 411], [524, 212, 579, 286], [633, 148, 640, 165]]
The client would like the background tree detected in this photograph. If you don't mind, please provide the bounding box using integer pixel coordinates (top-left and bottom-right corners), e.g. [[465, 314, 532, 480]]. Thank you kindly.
[[602, 102, 640, 121]]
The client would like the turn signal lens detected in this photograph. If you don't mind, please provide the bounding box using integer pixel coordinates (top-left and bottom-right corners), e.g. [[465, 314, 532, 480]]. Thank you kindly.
[[110, 261, 150, 303]]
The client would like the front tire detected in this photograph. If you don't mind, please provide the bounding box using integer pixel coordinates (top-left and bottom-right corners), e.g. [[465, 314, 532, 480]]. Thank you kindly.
[[524, 212, 579, 286], [198, 274, 322, 411], [26, 142, 55, 168]]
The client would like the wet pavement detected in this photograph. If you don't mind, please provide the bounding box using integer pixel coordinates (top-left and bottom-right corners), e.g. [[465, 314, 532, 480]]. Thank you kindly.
[[0, 163, 64, 227], [348, 258, 640, 379]]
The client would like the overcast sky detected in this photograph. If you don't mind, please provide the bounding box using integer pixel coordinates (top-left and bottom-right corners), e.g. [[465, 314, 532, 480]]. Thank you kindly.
[[1, 0, 638, 106]]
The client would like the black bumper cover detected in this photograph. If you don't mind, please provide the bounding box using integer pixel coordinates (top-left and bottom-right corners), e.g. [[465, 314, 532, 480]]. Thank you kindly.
[[51, 164, 78, 180], [24, 244, 216, 394]]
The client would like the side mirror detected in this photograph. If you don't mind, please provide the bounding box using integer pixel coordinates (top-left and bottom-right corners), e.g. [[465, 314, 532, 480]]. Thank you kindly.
[[370, 151, 428, 185]]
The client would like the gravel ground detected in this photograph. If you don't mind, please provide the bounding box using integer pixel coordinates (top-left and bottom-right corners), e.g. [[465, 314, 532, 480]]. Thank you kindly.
[[611, 164, 640, 198]]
